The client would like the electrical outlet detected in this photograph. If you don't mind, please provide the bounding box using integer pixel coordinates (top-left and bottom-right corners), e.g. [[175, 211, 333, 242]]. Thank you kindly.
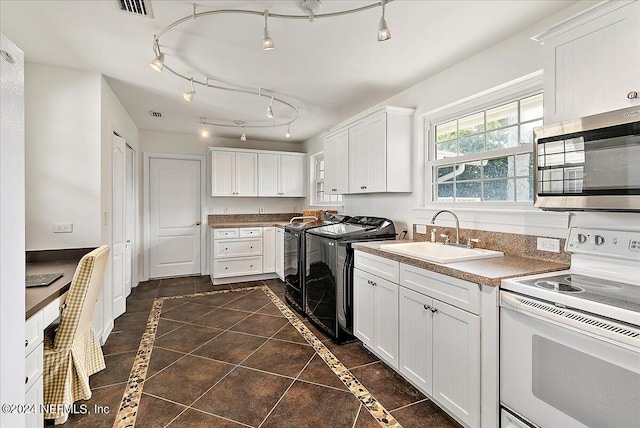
[[53, 222, 73, 233], [537, 237, 560, 253], [416, 224, 427, 234], [259, 207, 265, 214]]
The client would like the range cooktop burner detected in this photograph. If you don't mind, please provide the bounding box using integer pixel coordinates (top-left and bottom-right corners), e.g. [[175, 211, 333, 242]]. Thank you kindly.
[[534, 280, 583, 293], [516, 273, 640, 315]]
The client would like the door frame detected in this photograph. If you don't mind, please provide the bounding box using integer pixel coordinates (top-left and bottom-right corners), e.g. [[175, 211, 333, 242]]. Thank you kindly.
[[143, 152, 207, 281]]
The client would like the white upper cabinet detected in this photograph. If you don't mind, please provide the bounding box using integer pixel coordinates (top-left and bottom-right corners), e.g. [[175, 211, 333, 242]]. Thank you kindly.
[[211, 150, 257, 196], [536, 1, 640, 123], [211, 148, 304, 197], [258, 152, 305, 197], [323, 129, 349, 195], [323, 106, 414, 195]]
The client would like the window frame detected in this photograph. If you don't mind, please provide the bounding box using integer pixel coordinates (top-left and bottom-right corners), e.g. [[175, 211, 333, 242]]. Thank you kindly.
[[424, 72, 543, 208], [309, 151, 343, 207]]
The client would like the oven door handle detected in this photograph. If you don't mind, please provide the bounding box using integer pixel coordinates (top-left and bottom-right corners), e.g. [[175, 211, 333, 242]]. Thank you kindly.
[[500, 291, 524, 311]]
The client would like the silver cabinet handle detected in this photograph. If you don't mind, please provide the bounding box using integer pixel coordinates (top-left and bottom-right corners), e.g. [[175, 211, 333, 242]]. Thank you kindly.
[[25, 340, 28, 348], [628, 91, 638, 100], [193, 221, 201, 226], [423, 304, 431, 310], [25, 376, 29, 385], [431, 307, 438, 313]]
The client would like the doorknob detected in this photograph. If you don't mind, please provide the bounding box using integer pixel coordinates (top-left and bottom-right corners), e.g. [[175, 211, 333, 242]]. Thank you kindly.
[[193, 221, 201, 226]]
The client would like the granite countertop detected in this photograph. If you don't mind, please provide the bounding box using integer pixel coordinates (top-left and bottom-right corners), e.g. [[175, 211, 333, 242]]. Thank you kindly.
[[211, 221, 291, 229], [353, 240, 570, 287]]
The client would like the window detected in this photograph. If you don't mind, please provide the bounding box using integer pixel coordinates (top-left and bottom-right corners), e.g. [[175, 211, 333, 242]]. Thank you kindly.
[[311, 152, 342, 205], [429, 92, 543, 203]]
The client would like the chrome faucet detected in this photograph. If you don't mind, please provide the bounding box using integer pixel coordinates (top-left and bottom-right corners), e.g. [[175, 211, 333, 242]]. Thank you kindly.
[[431, 210, 460, 246]]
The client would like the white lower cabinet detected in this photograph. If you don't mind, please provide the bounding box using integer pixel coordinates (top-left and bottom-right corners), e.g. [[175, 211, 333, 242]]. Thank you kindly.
[[262, 227, 275, 274], [355, 251, 482, 428], [353, 268, 399, 370]]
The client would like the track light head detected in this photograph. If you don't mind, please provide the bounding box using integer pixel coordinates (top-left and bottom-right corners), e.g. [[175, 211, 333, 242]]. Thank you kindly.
[[378, 0, 391, 42], [150, 53, 164, 72], [183, 78, 196, 102], [266, 97, 275, 118], [240, 131, 247, 141], [263, 10, 275, 50], [285, 125, 291, 139]]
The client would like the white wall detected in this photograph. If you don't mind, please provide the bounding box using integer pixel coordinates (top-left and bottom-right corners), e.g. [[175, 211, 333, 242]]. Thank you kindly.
[[1, 32, 26, 428], [24, 63, 102, 249], [303, 1, 639, 238], [140, 130, 306, 214]]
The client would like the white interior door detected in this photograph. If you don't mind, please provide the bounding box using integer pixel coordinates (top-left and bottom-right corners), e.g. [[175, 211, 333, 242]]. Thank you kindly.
[[149, 157, 202, 278], [125, 145, 134, 297], [112, 134, 126, 318]]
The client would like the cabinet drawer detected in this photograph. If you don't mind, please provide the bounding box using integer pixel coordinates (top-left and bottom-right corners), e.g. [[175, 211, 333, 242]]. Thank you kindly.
[[239, 227, 262, 237], [25, 344, 43, 392], [400, 264, 480, 314], [213, 228, 239, 239], [43, 297, 61, 327], [355, 251, 399, 283], [25, 311, 44, 356], [214, 238, 262, 258], [213, 257, 263, 278]]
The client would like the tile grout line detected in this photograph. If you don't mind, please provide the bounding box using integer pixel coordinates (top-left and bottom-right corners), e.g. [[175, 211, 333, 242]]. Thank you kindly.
[[389, 397, 431, 413], [257, 353, 317, 428], [111, 285, 264, 428], [261, 286, 403, 428]]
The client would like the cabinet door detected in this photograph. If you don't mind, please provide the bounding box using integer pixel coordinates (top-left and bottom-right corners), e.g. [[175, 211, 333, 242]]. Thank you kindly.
[[280, 155, 305, 196], [348, 121, 368, 193], [399, 287, 433, 394], [364, 113, 387, 193], [353, 268, 374, 347], [544, 1, 640, 123], [258, 153, 280, 196], [263, 227, 275, 273], [235, 152, 258, 196], [432, 299, 480, 428], [275, 227, 284, 280], [211, 151, 235, 196], [25, 374, 43, 428], [371, 274, 399, 369], [325, 130, 349, 195]]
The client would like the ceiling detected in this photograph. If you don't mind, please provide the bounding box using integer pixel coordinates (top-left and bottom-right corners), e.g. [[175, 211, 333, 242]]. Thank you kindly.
[[0, 0, 576, 143]]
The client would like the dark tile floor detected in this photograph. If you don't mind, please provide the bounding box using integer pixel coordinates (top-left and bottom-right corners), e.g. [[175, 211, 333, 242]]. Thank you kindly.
[[62, 276, 461, 428]]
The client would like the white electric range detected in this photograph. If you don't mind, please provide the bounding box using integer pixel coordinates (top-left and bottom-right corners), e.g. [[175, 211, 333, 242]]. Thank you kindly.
[[499, 227, 640, 428]]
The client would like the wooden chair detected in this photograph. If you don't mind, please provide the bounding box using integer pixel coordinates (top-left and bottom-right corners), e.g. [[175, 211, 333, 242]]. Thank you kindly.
[[43, 245, 110, 424]]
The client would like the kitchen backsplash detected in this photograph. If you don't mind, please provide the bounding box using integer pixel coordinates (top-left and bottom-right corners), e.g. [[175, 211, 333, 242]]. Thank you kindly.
[[208, 212, 301, 226], [413, 225, 571, 264]]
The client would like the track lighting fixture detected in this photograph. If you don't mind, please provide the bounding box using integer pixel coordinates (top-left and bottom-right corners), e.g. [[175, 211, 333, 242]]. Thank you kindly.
[[263, 10, 275, 51], [266, 97, 274, 119], [150, 53, 164, 72], [200, 118, 210, 138], [378, 0, 391, 42], [183, 78, 196, 102], [152, 1, 394, 139]]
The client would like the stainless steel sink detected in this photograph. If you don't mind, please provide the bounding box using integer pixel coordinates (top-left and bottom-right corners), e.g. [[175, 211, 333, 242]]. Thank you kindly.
[[379, 241, 504, 264]]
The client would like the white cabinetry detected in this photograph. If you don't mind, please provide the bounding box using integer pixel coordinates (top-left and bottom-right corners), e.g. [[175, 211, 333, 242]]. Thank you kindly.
[[25, 298, 61, 428], [353, 264, 399, 369], [275, 227, 284, 280], [322, 106, 414, 195], [258, 153, 305, 197], [536, 1, 640, 123], [354, 250, 483, 428], [211, 150, 257, 196], [262, 227, 275, 273], [323, 130, 349, 195], [212, 227, 263, 280]]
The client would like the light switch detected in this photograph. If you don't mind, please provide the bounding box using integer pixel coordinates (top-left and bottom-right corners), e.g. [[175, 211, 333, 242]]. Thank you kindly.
[[416, 224, 427, 234], [53, 223, 73, 233]]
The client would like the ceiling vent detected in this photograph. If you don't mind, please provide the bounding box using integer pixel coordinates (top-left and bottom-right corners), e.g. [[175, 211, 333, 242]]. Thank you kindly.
[[116, 0, 153, 18], [149, 111, 162, 118]]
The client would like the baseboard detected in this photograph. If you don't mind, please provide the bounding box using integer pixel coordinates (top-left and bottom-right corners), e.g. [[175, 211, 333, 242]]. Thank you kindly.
[[213, 273, 278, 285]]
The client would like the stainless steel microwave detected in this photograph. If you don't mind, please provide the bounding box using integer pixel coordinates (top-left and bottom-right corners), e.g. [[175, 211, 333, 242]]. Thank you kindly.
[[534, 106, 640, 212]]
